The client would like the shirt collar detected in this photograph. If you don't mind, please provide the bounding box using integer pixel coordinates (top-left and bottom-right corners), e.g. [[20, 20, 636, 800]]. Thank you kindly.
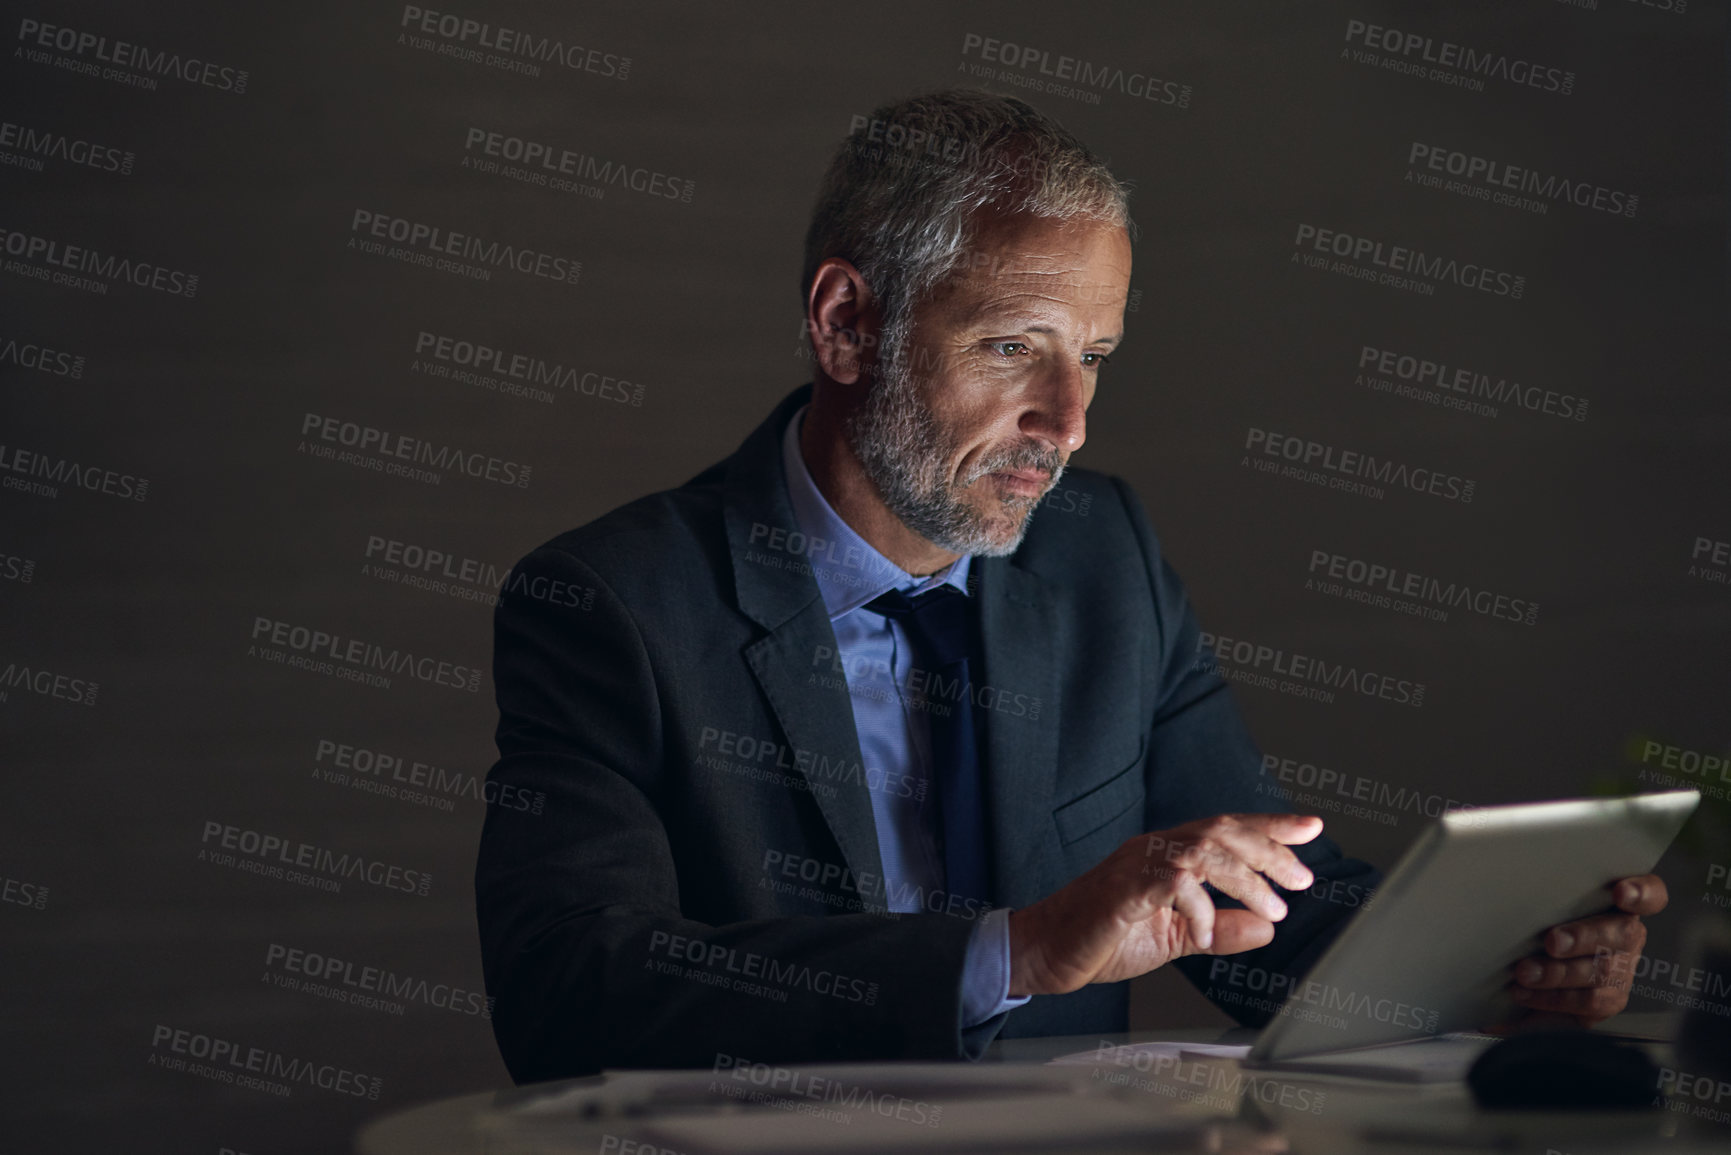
[[781, 403, 972, 621]]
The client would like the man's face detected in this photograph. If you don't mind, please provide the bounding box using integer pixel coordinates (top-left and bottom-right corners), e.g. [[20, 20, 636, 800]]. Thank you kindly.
[[846, 212, 1132, 558]]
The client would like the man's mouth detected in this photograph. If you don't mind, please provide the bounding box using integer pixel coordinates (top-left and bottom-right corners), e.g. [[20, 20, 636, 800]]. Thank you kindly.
[[987, 468, 1051, 498]]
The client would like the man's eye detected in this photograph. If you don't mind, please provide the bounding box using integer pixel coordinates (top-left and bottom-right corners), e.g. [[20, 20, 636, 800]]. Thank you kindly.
[[989, 341, 1029, 357], [1083, 352, 1112, 368]]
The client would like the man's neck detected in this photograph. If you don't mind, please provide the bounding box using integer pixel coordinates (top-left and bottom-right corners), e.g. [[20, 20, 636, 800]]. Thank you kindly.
[[798, 396, 962, 579]]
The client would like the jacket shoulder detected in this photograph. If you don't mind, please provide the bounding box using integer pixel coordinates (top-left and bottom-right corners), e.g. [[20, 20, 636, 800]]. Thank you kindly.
[[514, 463, 730, 581]]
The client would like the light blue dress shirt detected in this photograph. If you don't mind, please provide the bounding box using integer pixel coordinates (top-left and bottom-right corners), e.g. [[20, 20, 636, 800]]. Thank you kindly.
[[781, 404, 1031, 1028]]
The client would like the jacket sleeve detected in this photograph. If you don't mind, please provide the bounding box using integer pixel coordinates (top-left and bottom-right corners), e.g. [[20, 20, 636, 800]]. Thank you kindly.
[[475, 545, 994, 1083], [1109, 479, 1383, 1026]]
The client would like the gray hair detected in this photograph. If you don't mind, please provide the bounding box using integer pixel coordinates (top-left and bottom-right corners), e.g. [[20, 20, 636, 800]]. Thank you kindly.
[[802, 89, 1133, 374]]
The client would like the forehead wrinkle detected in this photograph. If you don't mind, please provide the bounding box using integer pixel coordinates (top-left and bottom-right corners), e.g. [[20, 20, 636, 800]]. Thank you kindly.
[[962, 283, 1128, 326], [964, 270, 1122, 302], [969, 259, 1100, 287], [955, 254, 1131, 299]]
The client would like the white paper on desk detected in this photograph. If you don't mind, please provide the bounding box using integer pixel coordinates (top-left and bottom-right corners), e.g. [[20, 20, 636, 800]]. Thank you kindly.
[[640, 1091, 1206, 1154], [503, 1065, 1080, 1118], [1047, 1040, 1252, 1067], [1244, 1033, 1496, 1083]]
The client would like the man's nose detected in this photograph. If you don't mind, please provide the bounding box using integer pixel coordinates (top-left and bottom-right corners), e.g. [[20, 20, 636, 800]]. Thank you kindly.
[[1021, 361, 1088, 455]]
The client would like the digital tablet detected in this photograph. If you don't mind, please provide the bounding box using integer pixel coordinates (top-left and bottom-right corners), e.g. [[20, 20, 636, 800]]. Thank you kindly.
[[1246, 789, 1700, 1064]]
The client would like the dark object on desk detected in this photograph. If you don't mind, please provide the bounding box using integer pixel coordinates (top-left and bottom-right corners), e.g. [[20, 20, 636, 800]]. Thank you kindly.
[[1467, 1030, 1661, 1109], [1677, 915, 1731, 1085]]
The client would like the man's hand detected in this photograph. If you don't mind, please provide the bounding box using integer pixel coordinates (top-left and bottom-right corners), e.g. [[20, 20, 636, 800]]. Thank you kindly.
[[1006, 814, 1322, 997], [1506, 874, 1668, 1027]]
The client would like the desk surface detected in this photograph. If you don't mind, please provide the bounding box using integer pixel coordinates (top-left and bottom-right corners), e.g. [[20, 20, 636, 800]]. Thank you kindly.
[[355, 1017, 1722, 1155]]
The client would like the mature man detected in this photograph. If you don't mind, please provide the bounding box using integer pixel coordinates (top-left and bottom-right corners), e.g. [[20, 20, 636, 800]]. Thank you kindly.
[[475, 90, 1664, 1083]]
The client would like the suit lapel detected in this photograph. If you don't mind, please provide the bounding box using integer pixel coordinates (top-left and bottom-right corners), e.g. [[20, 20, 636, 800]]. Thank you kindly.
[[974, 557, 1062, 910], [741, 620, 888, 911], [723, 386, 889, 908]]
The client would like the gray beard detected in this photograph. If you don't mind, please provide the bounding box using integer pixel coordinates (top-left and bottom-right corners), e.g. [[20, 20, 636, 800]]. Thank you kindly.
[[844, 351, 1065, 559]]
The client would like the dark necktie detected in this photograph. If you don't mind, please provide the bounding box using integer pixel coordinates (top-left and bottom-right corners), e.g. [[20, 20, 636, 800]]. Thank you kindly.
[[863, 585, 991, 905]]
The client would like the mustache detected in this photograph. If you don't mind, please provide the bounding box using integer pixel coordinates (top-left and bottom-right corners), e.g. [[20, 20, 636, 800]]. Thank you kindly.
[[966, 440, 1067, 486]]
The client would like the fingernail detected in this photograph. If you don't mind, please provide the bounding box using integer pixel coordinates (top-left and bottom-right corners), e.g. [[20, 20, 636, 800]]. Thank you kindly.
[[1552, 930, 1574, 954], [1516, 961, 1542, 985], [1200, 930, 1213, 950]]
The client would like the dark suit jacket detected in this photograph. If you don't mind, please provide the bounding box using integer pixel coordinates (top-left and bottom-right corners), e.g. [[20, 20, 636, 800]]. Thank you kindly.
[[476, 383, 1379, 1083]]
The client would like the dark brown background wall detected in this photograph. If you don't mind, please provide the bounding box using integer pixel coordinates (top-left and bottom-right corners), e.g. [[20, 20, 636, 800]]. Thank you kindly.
[[2, 2, 1726, 1151]]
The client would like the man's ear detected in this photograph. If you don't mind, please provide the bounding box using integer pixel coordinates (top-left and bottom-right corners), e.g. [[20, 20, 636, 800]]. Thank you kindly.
[[805, 258, 879, 387]]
